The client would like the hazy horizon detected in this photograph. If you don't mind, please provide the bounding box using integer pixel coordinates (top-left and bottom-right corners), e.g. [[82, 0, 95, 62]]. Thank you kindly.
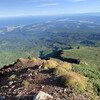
[[0, 0, 100, 17]]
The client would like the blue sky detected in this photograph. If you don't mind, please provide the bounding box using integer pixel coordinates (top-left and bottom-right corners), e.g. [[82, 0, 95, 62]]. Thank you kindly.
[[0, 0, 100, 17]]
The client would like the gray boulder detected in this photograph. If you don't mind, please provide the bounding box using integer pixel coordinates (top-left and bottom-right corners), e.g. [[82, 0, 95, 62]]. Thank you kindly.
[[33, 91, 53, 100]]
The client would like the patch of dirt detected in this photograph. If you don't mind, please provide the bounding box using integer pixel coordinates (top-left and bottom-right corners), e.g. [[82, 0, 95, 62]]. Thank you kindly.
[[0, 57, 90, 100]]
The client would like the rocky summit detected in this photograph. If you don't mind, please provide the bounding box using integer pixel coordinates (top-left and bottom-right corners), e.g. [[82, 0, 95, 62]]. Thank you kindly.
[[0, 57, 91, 100]]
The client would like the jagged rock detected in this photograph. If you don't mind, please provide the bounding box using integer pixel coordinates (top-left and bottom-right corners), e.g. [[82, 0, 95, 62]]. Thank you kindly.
[[38, 65, 42, 69], [27, 68, 31, 72], [33, 71, 38, 75], [41, 85, 45, 89], [0, 57, 92, 100], [64, 88, 67, 92], [9, 81, 13, 86], [28, 56, 33, 60], [56, 97, 61, 100], [11, 85, 15, 89], [14, 69, 18, 71], [13, 91, 17, 95], [35, 65, 42, 69], [44, 67, 48, 70], [28, 73, 32, 77], [33, 91, 53, 100], [2, 86, 8, 88]]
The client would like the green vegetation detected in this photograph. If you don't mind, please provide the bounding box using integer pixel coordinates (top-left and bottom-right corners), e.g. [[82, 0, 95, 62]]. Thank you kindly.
[[43, 60, 58, 69], [60, 71, 93, 93], [23, 81, 29, 86], [8, 74, 16, 81], [57, 62, 72, 70], [61, 47, 100, 68], [54, 67, 67, 76], [0, 50, 40, 67], [32, 57, 37, 62], [42, 59, 95, 98], [53, 62, 72, 76], [61, 47, 100, 95]]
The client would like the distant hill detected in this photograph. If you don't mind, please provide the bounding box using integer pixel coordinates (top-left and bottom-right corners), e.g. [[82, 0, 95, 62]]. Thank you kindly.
[[82, 12, 100, 16], [0, 15, 100, 68]]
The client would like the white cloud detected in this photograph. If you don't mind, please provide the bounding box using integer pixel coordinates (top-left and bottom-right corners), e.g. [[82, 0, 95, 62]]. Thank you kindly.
[[37, 3, 59, 7]]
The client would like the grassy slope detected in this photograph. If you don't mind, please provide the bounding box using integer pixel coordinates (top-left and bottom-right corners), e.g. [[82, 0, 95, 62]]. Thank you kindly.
[[0, 49, 40, 68], [61, 47, 100, 95]]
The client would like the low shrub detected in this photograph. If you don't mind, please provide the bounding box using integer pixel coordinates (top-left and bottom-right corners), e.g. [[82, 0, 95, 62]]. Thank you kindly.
[[60, 71, 93, 92], [23, 81, 29, 86], [42, 60, 58, 69], [57, 62, 72, 70], [32, 57, 37, 62], [8, 74, 16, 81], [54, 67, 67, 76]]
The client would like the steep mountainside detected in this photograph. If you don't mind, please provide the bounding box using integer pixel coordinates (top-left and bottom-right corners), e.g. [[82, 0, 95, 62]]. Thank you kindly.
[[58, 47, 100, 96], [0, 57, 99, 100]]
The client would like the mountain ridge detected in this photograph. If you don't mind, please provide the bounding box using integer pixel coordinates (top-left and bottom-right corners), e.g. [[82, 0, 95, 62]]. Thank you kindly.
[[0, 56, 99, 100]]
